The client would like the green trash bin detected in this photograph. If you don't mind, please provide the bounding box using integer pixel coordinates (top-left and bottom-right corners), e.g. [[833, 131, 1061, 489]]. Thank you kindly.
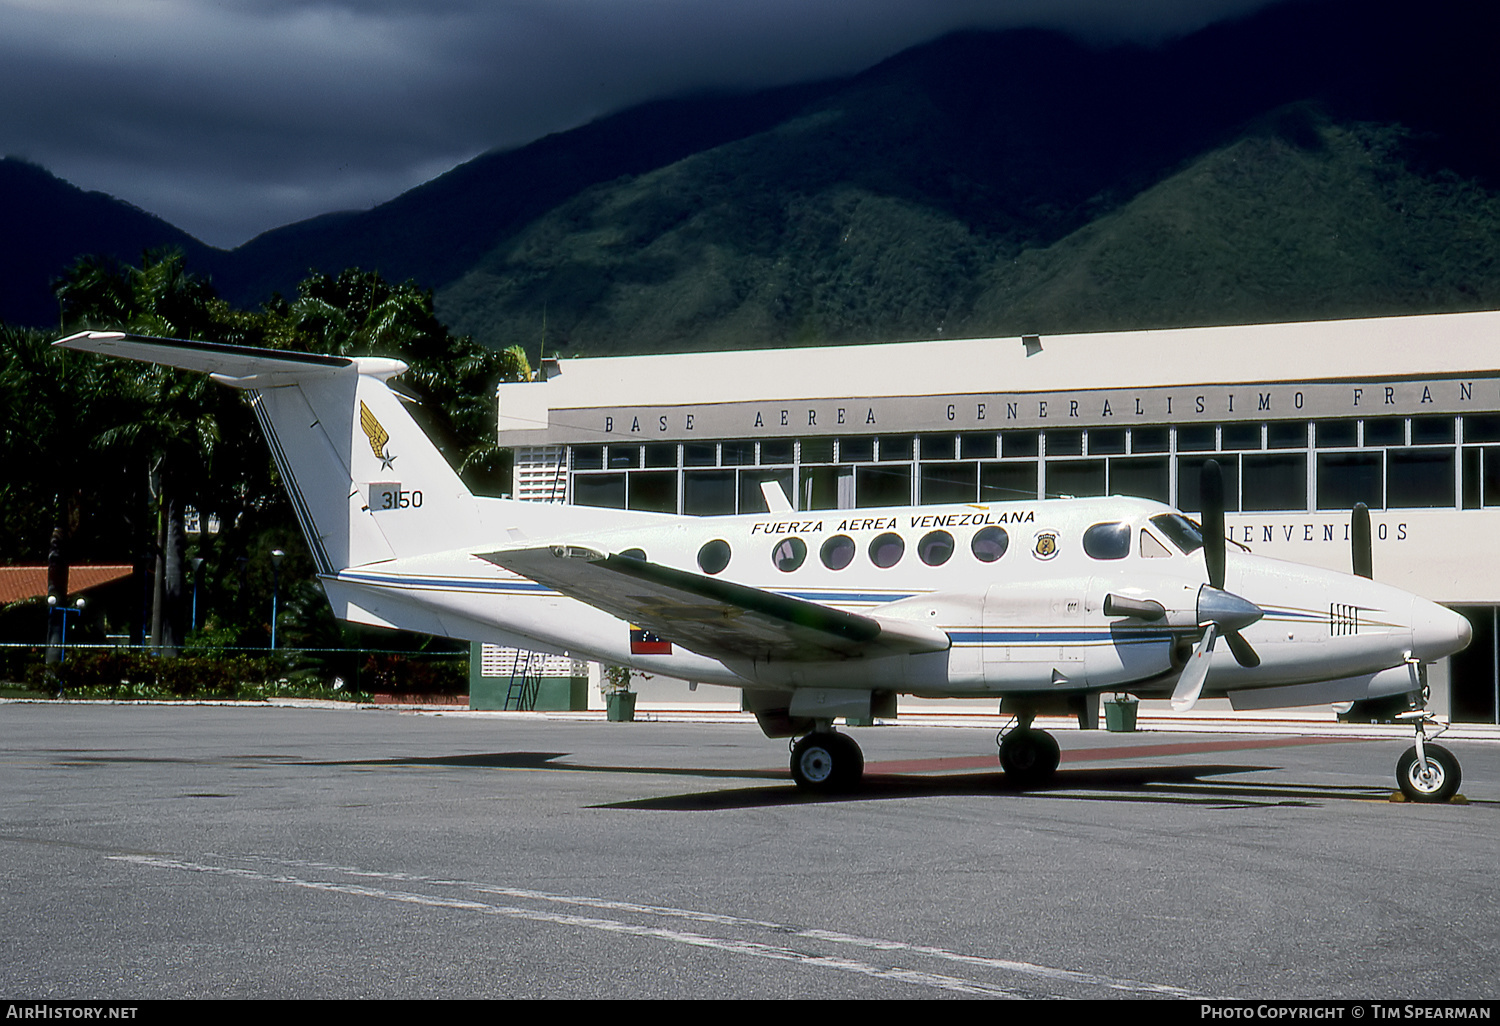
[[1103, 696, 1138, 732]]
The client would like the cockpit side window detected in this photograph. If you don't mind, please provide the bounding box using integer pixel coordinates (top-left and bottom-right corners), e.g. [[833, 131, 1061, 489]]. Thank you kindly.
[[1083, 522, 1131, 560], [1140, 530, 1172, 559], [1149, 513, 1204, 555]]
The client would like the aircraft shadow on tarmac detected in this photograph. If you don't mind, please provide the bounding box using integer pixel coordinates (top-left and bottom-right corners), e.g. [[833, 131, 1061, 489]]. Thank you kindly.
[[589, 765, 1404, 811], [308, 751, 1395, 810]]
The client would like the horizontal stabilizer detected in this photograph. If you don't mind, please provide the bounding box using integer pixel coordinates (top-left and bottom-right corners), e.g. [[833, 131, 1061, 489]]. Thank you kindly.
[[53, 331, 406, 387], [481, 546, 950, 664]]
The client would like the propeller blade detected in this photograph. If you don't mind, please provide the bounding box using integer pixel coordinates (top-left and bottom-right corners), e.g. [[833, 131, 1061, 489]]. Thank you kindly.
[[1223, 628, 1261, 668], [1171, 622, 1217, 712], [1352, 502, 1373, 579], [1200, 459, 1226, 590]]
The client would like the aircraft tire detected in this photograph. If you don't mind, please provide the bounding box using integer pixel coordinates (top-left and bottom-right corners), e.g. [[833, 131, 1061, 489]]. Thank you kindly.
[[1397, 744, 1461, 803], [791, 732, 864, 792], [999, 729, 1060, 788]]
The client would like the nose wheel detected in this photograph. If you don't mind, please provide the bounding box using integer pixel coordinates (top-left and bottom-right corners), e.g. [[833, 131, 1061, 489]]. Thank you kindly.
[[790, 731, 864, 792], [1395, 709, 1462, 803]]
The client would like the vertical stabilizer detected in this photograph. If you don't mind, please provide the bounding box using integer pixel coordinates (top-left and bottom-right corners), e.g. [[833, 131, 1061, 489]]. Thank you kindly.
[[54, 332, 486, 572]]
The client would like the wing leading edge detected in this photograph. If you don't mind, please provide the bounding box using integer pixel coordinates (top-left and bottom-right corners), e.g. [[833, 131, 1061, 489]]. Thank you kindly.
[[480, 546, 950, 664]]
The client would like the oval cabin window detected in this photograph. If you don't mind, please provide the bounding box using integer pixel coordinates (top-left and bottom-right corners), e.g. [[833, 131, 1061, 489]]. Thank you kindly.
[[917, 530, 954, 566], [772, 537, 807, 572], [820, 535, 856, 571], [971, 526, 1009, 562], [697, 539, 732, 575], [869, 532, 905, 569]]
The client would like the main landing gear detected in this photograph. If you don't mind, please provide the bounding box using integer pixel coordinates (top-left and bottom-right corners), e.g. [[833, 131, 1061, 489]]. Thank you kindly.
[[790, 729, 865, 793], [997, 713, 1061, 788], [1395, 708, 1462, 803]]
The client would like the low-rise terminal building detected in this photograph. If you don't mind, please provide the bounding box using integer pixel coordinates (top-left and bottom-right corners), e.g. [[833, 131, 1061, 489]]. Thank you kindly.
[[494, 311, 1500, 724]]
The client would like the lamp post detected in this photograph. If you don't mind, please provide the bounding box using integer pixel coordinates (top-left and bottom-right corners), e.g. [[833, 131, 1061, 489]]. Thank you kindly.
[[269, 549, 285, 649], [47, 596, 86, 663]]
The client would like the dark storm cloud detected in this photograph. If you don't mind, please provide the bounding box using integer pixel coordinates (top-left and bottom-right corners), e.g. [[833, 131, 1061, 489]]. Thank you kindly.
[[0, 0, 1274, 248]]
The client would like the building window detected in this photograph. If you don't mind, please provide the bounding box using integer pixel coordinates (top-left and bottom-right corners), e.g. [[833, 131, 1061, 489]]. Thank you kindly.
[[572, 445, 604, 471], [878, 436, 914, 461], [1088, 428, 1125, 455], [981, 462, 1037, 502], [683, 443, 717, 467], [574, 473, 625, 509], [1315, 420, 1357, 448], [1001, 431, 1039, 458], [1046, 429, 1083, 457], [1131, 426, 1169, 453], [1317, 453, 1383, 510], [628, 471, 676, 512], [856, 464, 911, 507], [839, 437, 874, 463], [722, 440, 755, 466], [683, 470, 736, 515], [1048, 459, 1105, 498], [1363, 418, 1405, 447], [1177, 455, 1240, 513], [959, 433, 996, 460], [1388, 449, 1455, 508], [919, 463, 977, 505], [1242, 453, 1306, 511], [761, 440, 794, 465], [1110, 456, 1169, 504]]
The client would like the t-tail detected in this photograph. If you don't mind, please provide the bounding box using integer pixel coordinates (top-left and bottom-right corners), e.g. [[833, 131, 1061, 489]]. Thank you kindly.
[[55, 332, 490, 573]]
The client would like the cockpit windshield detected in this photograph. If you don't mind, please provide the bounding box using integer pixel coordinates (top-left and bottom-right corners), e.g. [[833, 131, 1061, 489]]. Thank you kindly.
[[1149, 513, 1204, 555]]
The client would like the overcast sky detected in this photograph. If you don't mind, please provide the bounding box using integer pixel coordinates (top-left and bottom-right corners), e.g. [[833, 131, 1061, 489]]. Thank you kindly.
[[1, 0, 1275, 249]]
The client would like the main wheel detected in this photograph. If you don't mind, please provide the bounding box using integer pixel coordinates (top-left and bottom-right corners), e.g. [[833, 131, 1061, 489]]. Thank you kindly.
[[1397, 744, 1461, 803], [999, 729, 1061, 788], [790, 732, 864, 792]]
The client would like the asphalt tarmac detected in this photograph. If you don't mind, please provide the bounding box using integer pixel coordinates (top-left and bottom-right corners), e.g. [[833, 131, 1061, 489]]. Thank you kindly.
[[1, 702, 1497, 1001]]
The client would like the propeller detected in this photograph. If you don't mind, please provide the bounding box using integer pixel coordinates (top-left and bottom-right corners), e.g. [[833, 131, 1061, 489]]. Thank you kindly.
[[1171, 459, 1264, 710]]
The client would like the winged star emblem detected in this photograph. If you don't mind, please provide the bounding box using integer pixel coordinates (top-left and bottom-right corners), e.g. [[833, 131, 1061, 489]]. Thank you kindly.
[[359, 401, 396, 470]]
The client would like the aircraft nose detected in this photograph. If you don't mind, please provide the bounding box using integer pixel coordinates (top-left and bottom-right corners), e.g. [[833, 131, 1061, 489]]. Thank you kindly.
[[1410, 600, 1473, 662]]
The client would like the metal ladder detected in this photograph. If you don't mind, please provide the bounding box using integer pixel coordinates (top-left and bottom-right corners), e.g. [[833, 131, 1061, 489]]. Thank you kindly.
[[503, 649, 542, 710]]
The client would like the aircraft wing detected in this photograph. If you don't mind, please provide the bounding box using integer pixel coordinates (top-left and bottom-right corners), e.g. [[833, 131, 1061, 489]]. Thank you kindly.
[[480, 546, 950, 663]]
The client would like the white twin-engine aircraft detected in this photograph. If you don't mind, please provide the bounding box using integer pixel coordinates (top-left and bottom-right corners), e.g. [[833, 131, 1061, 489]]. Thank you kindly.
[[57, 331, 1475, 801]]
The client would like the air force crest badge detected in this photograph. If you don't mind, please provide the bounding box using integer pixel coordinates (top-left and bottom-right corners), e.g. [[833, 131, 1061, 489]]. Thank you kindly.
[[359, 401, 397, 470], [1032, 530, 1060, 560]]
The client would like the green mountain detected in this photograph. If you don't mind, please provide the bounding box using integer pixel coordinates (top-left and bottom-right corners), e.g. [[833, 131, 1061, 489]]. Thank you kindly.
[[428, 2, 1500, 355]]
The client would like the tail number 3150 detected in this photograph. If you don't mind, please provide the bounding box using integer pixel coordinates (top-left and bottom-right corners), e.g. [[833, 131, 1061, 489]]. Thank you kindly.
[[369, 483, 423, 510]]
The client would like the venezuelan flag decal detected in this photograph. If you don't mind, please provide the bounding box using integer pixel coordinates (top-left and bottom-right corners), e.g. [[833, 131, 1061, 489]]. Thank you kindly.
[[630, 625, 672, 655]]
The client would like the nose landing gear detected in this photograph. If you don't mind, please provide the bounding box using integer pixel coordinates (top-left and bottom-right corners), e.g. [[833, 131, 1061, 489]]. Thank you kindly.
[[1395, 709, 1461, 803]]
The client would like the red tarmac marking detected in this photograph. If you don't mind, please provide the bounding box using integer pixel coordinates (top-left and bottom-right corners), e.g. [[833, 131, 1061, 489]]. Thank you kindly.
[[865, 735, 1354, 776]]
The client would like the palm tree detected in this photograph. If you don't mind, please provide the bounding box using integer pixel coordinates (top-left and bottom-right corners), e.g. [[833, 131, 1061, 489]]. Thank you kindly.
[[55, 250, 230, 654]]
